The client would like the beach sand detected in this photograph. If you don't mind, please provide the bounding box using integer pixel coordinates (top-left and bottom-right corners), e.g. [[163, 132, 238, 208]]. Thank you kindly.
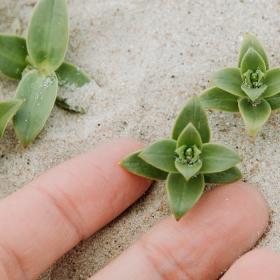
[[0, 0, 280, 279]]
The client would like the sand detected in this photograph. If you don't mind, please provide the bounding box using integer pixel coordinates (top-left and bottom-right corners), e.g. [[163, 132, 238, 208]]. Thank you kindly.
[[0, 0, 280, 279]]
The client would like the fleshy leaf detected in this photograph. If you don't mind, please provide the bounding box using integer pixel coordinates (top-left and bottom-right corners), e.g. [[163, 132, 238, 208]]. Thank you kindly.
[[266, 93, 280, 110], [240, 48, 266, 74], [200, 143, 240, 174], [55, 97, 86, 114], [27, 0, 69, 73], [175, 160, 202, 181], [241, 84, 267, 102], [212, 68, 245, 97], [263, 68, 280, 98], [139, 139, 177, 173], [56, 62, 90, 87], [177, 123, 202, 149], [120, 151, 168, 180], [13, 70, 58, 146], [238, 98, 271, 137], [200, 87, 239, 112], [0, 35, 89, 86], [204, 167, 242, 184], [238, 33, 269, 70], [166, 173, 205, 220], [172, 97, 210, 143], [0, 35, 27, 80], [0, 99, 24, 137]]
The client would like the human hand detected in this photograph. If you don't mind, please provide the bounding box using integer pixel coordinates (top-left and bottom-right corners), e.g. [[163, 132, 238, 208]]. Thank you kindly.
[[0, 139, 279, 280]]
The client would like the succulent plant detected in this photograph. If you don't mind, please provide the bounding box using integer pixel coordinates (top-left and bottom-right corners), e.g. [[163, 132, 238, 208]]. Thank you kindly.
[[200, 33, 280, 137], [0, 0, 90, 147], [121, 97, 242, 220]]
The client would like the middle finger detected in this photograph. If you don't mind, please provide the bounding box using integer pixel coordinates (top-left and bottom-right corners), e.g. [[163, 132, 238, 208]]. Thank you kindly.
[[92, 182, 269, 280]]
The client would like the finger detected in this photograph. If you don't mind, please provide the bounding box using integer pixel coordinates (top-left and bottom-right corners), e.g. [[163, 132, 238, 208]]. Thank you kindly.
[[0, 138, 151, 280], [221, 248, 280, 279], [91, 182, 269, 280]]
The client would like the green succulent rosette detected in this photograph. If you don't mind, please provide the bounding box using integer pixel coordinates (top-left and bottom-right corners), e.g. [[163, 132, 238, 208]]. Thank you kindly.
[[121, 97, 242, 220], [0, 0, 90, 146], [200, 33, 280, 137]]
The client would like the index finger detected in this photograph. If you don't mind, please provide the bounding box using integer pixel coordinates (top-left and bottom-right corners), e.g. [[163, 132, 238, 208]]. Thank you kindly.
[[0, 138, 151, 280]]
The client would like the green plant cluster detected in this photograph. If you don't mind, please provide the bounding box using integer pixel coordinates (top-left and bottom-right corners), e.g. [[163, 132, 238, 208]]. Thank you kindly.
[[0, 2, 276, 222], [201, 34, 280, 137], [121, 98, 241, 220], [122, 34, 280, 220], [0, 0, 90, 147]]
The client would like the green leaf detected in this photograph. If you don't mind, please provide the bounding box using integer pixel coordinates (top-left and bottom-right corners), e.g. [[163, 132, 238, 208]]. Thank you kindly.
[[56, 62, 90, 87], [166, 173, 205, 220], [55, 97, 86, 114], [238, 98, 271, 137], [241, 84, 267, 102], [238, 33, 269, 70], [27, 0, 69, 73], [266, 93, 280, 110], [139, 139, 177, 173], [200, 143, 240, 174], [175, 160, 202, 181], [0, 99, 24, 137], [212, 68, 245, 97], [263, 68, 280, 98], [172, 97, 210, 143], [0, 34, 89, 86], [13, 70, 58, 146], [0, 34, 27, 80], [177, 123, 202, 149], [204, 167, 242, 184], [240, 48, 266, 74], [120, 151, 168, 180], [200, 87, 239, 112]]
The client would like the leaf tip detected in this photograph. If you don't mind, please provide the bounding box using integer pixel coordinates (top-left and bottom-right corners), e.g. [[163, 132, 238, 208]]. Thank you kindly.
[[138, 151, 146, 161], [20, 139, 33, 149], [174, 216, 181, 222], [243, 32, 252, 39], [173, 212, 184, 221], [247, 129, 259, 138], [118, 159, 127, 168]]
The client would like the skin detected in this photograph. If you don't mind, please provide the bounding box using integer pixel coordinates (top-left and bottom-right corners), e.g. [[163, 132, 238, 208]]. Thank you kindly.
[[221, 249, 280, 279], [0, 138, 278, 280]]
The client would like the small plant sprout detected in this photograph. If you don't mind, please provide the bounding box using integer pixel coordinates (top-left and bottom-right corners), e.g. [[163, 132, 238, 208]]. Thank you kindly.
[[120, 97, 242, 220], [0, 0, 90, 147], [200, 33, 280, 137]]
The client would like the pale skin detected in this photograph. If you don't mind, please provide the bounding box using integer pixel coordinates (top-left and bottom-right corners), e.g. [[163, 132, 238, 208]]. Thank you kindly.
[[0, 139, 279, 280]]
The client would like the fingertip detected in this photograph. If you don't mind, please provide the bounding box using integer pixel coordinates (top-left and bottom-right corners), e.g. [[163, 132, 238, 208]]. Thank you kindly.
[[75, 137, 151, 191], [186, 181, 269, 234], [241, 248, 280, 262], [108, 138, 152, 187], [75, 137, 152, 205], [235, 181, 269, 227], [110, 137, 151, 185], [98, 137, 145, 155], [221, 181, 269, 222], [226, 181, 269, 232], [222, 248, 280, 279]]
